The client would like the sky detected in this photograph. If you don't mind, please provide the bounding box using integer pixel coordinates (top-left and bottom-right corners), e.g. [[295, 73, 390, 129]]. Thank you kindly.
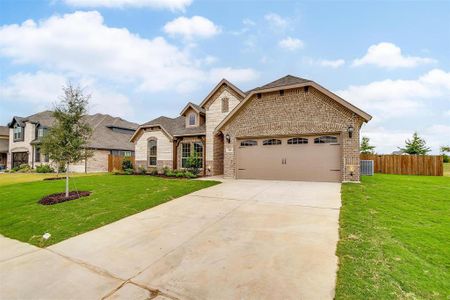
[[0, 0, 449, 154]]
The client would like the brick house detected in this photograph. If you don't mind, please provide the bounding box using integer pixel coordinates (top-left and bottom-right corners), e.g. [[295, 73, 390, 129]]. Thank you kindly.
[[0, 126, 9, 170], [7, 111, 138, 172], [131, 75, 371, 182]]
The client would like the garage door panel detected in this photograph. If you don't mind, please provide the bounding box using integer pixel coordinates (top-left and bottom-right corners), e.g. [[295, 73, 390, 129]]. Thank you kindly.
[[237, 136, 341, 182]]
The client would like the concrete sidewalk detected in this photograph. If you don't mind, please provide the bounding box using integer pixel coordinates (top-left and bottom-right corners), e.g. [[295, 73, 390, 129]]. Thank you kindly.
[[1, 180, 341, 300]]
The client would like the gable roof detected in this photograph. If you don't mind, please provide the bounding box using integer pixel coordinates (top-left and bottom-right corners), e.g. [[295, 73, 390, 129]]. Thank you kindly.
[[180, 102, 205, 116], [8, 111, 138, 151], [130, 115, 206, 142], [215, 75, 372, 133], [199, 78, 246, 108], [248, 75, 312, 93]]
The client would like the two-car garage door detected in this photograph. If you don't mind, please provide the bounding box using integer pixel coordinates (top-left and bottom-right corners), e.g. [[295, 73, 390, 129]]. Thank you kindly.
[[236, 135, 341, 182]]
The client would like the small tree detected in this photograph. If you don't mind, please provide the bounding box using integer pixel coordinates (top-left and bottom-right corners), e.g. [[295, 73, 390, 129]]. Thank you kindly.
[[186, 149, 201, 175], [441, 145, 450, 163], [398, 132, 431, 155], [360, 136, 375, 154], [41, 84, 93, 197]]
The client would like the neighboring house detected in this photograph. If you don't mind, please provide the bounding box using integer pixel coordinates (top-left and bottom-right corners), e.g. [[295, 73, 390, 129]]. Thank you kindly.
[[0, 126, 9, 170], [7, 111, 138, 172], [132, 75, 372, 182]]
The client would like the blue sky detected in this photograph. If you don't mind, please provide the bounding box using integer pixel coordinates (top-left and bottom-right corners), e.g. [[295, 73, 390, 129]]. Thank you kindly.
[[1, 0, 449, 153]]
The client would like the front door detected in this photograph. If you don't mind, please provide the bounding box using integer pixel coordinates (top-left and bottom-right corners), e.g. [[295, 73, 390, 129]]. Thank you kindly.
[[12, 152, 29, 168]]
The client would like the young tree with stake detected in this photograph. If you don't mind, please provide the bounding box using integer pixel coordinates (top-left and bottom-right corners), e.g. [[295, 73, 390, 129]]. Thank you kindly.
[[41, 85, 92, 197]]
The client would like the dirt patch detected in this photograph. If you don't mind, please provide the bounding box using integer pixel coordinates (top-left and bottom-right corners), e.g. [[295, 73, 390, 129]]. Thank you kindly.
[[39, 191, 91, 205]]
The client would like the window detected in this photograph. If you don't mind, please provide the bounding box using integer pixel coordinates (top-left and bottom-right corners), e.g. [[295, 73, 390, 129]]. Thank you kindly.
[[111, 150, 134, 156], [148, 139, 157, 166], [13, 125, 23, 141], [189, 113, 196, 126], [287, 137, 308, 145], [279, 90, 284, 96], [193, 142, 203, 168], [263, 139, 282, 145], [44, 153, 49, 162], [37, 127, 47, 138], [314, 136, 338, 144], [257, 93, 262, 99], [181, 143, 191, 168], [240, 140, 257, 147], [35, 147, 41, 162], [221, 98, 229, 113]]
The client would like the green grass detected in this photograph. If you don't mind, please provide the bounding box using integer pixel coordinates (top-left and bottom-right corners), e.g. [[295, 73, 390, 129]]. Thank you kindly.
[[336, 174, 450, 299], [444, 163, 450, 176], [0, 174, 219, 246], [0, 172, 106, 187]]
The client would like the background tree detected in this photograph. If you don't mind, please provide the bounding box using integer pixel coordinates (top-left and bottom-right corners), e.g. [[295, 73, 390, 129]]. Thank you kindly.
[[41, 84, 92, 197], [441, 145, 450, 163], [360, 136, 376, 154], [398, 132, 431, 155]]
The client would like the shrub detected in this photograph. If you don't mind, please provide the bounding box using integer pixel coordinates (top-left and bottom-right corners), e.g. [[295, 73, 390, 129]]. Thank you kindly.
[[175, 171, 185, 178], [36, 164, 55, 173], [183, 171, 197, 178], [13, 164, 32, 173], [165, 170, 176, 177], [137, 165, 147, 175], [443, 154, 449, 163], [124, 168, 134, 175], [185, 150, 201, 175], [122, 158, 133, 171]]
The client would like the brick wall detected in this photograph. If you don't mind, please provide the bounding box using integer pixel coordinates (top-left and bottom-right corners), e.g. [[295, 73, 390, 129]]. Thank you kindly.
[[221, 87, 365, 181]]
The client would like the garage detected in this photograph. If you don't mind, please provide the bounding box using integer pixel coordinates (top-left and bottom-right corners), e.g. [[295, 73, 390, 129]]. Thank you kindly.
[[236, 135, 341, 182]]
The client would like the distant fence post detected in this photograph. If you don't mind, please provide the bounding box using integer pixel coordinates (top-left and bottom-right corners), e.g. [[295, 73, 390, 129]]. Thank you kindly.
[[359, 154, 443, 176]]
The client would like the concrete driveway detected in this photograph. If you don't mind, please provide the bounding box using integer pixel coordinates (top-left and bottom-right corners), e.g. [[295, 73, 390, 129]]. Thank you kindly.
[[0, 179, 341, 300]]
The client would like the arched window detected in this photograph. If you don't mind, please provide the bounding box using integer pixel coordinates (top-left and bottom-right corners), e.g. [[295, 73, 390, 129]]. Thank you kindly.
[[263, 139, 282, 146], [287, 137, 308, 144], [148, 139, 157, 166], [240, 140, 257, 147], [189, 113, 196, 126], [314, 136, 338, 144]]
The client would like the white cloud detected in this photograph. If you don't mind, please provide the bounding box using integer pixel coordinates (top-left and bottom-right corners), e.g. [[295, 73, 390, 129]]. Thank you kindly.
[[264, 13, 288, 30], [337, 69, 450, 119], [64, 0, 192, 11], [163, 16, 220, 40], [0, 11, 255, 94], [319, 59, 345, 68], [353, 42, 436, 68], [278, 37, 303, 51], [362, 125, 450, 154], [0, 71, 134, 118], [208, 67, 259, 83]]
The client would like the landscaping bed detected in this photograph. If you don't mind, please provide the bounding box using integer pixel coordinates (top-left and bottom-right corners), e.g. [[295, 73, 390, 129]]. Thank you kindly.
[[39, 191, 91, 205], [336, 174, 450, 299]]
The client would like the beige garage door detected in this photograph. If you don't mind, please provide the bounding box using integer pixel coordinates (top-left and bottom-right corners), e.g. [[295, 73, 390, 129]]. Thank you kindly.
[[236, 135, 341, 182]]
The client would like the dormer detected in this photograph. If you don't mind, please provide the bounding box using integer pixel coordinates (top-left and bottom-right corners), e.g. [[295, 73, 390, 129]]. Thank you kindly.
[[180, 102, 205, 128]]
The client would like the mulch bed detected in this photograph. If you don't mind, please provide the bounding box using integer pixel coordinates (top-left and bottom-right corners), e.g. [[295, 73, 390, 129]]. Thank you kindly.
[[43, 177, 65, 181], [39, 191, 91, 205]]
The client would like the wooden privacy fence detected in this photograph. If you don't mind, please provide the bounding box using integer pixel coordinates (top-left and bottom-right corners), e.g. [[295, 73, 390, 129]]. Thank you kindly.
[[360, 154, 443, 176], [108, 155, 135, 172]]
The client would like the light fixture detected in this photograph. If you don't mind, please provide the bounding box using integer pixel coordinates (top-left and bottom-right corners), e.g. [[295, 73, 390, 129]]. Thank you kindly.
[[347, 125, 354, 138], [225, 133, 231, 143]]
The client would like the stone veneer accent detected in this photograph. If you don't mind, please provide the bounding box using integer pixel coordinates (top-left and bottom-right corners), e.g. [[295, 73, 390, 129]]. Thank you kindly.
[[134, 127, 173, 170], [205, 84, 243, 175], [221, 87, 364, 182]]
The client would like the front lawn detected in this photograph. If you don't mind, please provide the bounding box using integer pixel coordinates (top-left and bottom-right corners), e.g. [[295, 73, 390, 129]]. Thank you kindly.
[[0, 174, 219, 246], [0, 172, 106, 187], [336, 174, 450, 299]]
